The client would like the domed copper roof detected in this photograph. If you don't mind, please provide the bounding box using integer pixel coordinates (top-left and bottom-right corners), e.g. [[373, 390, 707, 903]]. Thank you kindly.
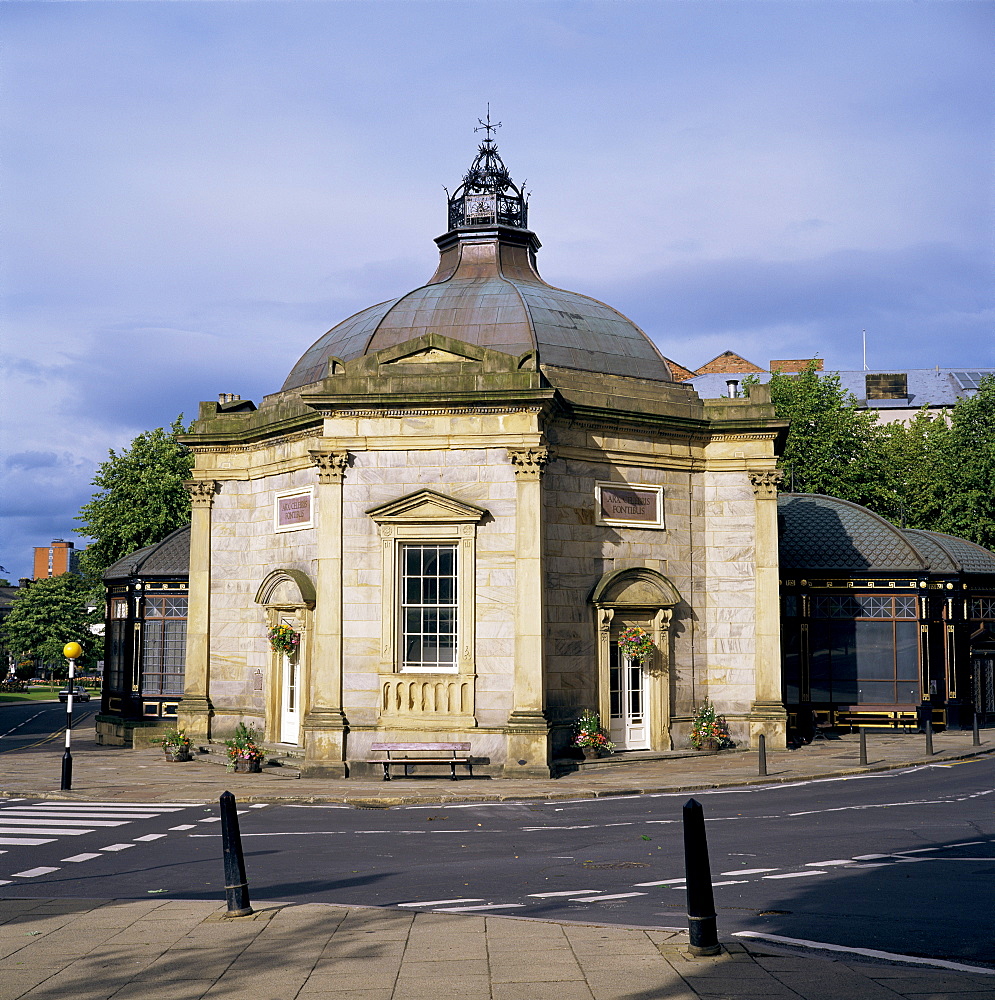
[[282, 136, 673, 392]]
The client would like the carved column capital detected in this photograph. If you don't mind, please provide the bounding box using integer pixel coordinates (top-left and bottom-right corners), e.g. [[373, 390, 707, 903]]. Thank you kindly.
[[184, 480, 220, 508], [310, 450, 350, 484], [508, 446, 550, 480], [598, 607, 615, 635], [748, 469, 782, 499]]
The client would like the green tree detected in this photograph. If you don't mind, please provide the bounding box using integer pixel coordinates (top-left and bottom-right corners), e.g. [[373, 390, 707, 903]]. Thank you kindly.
[[933, 375, 995, 548], [747, 361, 889, 508], [0, 575, 103, 675], [75, 416, 194, 588], [877, 407, 950, 529]]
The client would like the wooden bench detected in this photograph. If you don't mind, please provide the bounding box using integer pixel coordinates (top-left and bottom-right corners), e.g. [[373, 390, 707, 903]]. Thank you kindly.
[[370, 742, 472, 782], [834, 705, 926, 732]]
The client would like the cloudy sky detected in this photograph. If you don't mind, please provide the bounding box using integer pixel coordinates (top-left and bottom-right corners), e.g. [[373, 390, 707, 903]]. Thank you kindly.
[[2, 0, 992, 581]]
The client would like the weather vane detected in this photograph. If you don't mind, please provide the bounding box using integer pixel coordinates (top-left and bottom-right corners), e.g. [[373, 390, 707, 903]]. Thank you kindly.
[[475, 104, 502, 140]]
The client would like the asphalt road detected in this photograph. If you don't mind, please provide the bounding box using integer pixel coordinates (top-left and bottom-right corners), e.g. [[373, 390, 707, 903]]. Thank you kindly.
[[0, 755, 992, 966], [0, 699, 98, 755]]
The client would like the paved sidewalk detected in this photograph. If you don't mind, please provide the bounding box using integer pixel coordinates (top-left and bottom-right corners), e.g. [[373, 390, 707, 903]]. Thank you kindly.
[[2, 896, 993, 1000], [2, 726, 993, 997], [0, 723, 990, 805]]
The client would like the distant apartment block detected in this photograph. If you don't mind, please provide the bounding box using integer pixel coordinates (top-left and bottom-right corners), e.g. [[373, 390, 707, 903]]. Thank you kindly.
[[32, 539, 80, 579]]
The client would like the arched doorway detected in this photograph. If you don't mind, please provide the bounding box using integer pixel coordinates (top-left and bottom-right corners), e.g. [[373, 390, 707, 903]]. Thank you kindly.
[[591, 568, 681, 751], [255, 569, 315, 747]]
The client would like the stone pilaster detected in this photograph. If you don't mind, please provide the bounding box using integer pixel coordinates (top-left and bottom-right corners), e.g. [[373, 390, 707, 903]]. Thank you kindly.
[[505, 446, 550, 776], [301, 450, 350, 778], [748, 469, 787, 748], [178, 480, 219, 739]]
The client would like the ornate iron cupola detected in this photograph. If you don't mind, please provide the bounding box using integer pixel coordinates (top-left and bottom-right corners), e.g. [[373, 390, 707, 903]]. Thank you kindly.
[[446, 110, 528, 231]]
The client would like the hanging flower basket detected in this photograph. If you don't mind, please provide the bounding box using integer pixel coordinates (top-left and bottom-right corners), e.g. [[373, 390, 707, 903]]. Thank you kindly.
[[617, 626, 655, 662], [268, 624, 300, 656]]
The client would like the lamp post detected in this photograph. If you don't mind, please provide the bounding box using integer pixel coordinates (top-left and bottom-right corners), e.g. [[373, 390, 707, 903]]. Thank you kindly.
[[61, 641, 82, 791]]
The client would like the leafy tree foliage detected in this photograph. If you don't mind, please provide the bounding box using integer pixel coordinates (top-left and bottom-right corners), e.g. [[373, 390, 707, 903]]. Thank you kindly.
[[75, 416, 194, 587], [754, 365, 995, 550], [0, 574, 103, 674], [747, 362, 889, 508]]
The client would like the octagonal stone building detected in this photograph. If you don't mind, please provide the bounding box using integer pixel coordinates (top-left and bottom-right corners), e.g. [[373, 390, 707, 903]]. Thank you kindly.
[[177, 134, 788, 777]]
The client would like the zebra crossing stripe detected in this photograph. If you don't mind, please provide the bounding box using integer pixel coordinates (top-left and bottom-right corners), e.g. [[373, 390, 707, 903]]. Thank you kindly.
[[0, 838, 55, 846]]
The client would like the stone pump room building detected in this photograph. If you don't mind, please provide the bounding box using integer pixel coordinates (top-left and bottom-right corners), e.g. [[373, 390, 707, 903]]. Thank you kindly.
[[178, 132, 789, 777]]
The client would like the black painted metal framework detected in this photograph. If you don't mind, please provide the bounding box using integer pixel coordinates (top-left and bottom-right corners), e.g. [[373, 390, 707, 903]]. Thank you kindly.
[[447, 123, 528, 231]]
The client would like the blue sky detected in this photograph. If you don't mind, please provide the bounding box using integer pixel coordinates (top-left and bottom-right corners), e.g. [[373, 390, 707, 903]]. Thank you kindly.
[[2, 0, 992, 581]]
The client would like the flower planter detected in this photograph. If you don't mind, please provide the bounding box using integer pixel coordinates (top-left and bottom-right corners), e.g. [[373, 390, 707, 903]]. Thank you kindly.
[[164, 751, 193, 763], [582, 747, 607, 760], [233, 758, 262, 773], [697, 739, 721, 753]]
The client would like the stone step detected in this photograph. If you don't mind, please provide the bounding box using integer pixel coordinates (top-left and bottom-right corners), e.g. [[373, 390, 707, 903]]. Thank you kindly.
[[194, 742, 302, 774]]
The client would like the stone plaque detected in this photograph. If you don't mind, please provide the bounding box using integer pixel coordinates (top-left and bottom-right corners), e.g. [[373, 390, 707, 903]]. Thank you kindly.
[[597, 484, 664, 528], [274, 488, 313, 531]]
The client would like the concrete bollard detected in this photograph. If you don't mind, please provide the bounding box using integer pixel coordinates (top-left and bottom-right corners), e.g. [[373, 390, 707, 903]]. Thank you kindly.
[[683, 798, 720, 956], [925, 717, 934, 756], [220, 791, 253, 917], [758, 734, 767, 777], [859, 730, 867, 766]]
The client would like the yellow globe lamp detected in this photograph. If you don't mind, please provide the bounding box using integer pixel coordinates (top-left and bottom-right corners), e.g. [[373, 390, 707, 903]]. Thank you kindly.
[[63, 641, 83, 660]]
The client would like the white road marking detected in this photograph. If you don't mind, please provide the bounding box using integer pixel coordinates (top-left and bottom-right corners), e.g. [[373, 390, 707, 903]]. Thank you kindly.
[[169, 825, 196, 830], [634, 878, 685, 886], [0, 811, 153, 821], [249, 803, 269, 809], [0, 837, 55, 846], [397, 898, 484, 907], [852, 853, 890, 860], [732, 931, 995, 975], [719, 868, 777, 875], [805, 860, 852, 867], [0, 827, 90, 836], [0, 818, 127, 828], [61, 853, 103, 862], [711, 880, 750, 887], [763, 871, 827, 879], [0, 880, 11, 885], [570, 893, 647, 902], [604, 823, 635, 827], [432, 903, 526, 912], [12, 867, 59, 878], [949, 841, 984, 847], [198, 817, 221, 824], [521, 825, 599, 831], [529, 890, 603, 897], [101, 844, 134, 852], [894, 847, 939, 853], [134, 834, 167, 842], [0, 711, 46, 737], [29, 801, 201, 808]]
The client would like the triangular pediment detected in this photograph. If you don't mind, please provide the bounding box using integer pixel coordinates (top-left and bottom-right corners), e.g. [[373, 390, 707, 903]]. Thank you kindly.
[[366, 489, 488, 524], [381, 346, 478, 365]]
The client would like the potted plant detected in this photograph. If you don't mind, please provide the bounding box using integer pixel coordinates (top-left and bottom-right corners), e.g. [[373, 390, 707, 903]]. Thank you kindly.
[[268, 624, 300, 656], [618, 625, 655, 663], [225, 722, 266, 773], [572, 709, 615, 759], [689, 701, 734, 752], [159, 728, 193, 762]]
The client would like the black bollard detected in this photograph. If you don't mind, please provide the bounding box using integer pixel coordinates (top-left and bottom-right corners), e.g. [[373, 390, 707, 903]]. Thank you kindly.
[[973, 712, 981, 747], [859, 729, 867, 766], [683, 798, 720, 956], [758, 734, 767, 777], [220, 791, 253, 917], [925, 717, 934, 756], [60, 654, 77, 791]]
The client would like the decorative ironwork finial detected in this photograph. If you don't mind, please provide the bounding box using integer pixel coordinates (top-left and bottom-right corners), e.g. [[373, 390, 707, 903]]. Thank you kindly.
[[447, 113, 528, 232], [475, 104, 502, 141]]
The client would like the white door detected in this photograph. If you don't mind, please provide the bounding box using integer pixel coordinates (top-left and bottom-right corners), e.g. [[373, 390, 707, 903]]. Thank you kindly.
[[279, 621, 301, 745], [608, 643, 650, 749]]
